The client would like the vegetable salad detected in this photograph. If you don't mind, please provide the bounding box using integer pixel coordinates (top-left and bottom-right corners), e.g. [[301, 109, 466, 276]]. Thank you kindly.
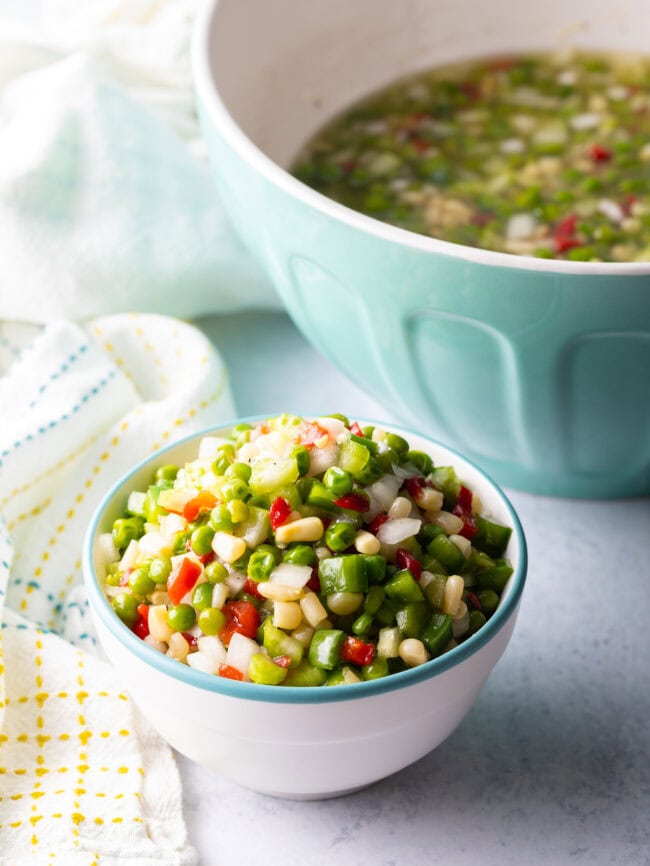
[[101, 415, 513, 687], [293, 52, 650, 261]]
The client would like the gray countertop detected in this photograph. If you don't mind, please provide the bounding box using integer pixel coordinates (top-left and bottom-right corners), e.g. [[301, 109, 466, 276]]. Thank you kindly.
[[185, 311, 650, 866]]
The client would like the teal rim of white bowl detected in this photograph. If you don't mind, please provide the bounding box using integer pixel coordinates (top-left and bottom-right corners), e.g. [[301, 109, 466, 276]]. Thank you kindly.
[[83, 415, 528, 705], [191, 0, 650, 277]]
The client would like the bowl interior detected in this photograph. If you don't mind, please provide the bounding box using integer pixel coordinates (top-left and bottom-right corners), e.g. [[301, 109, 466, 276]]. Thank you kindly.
[[85, 417, 527, 703], [207, 0, 650, 167]]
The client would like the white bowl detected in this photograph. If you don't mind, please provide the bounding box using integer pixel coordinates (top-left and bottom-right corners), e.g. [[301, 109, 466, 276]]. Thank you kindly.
[[83, 417, 527, 799]]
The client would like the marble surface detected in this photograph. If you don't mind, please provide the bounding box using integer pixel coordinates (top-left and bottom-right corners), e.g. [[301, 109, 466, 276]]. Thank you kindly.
[[184, 311, 650, 866]]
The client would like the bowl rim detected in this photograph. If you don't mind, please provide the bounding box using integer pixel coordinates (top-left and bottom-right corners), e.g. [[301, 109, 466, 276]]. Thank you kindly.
[[83, 414, 528, 705], [191, 0, 650, 278]]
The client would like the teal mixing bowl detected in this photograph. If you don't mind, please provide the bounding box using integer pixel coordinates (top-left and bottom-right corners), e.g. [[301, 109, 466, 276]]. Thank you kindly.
[[192, 0, 650, 497]]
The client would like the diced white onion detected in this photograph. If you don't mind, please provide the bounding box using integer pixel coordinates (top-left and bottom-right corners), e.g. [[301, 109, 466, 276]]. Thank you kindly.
[[225, 572, 246, 595], [119, 539, 140, 571], [269, 562, 313, 588], [127, 491, 146, 516], [365, 474, 401, 514], [598, 198, 624, 223], [391, 462, 421, 480], [506, 213, 537, 241], [187, 652, 219, 675], [159, 513, 187, 539], [197, 635, 227, 667], [198, 436, 231, 459], [500, 137, 525, 154], [211, 583, 229, 609], [143, 635, 167, 653], [570, 112, 599, 130], [137, 531, 171, 558], [226, 632, 260, 679], [315, 416, 346, 441], [97, 532, 119, 565], [376, 517, 422, 545], [308, 443, 339, 475]]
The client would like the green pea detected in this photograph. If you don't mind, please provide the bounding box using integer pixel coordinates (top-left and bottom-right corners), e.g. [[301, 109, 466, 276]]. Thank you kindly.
[[221, 478, 250, 502], [105, 563, 121, 587], [291, 445, 311, 476], [167, 604, 196, 632], [476, 588, 499, 616], [190, 525, 215, 556], [112, 592, 139, 626], [198, 607, 227, 636], [155, 464, 178, 482], [112, 517, 144, 551], [362, 656, 389, 680], [225, 462, 252, 483], [204, 561, 228, 584], [407, 450, 433, 475], [230, 422, 252, 440], [227, 499, 249, 524], [248, 545, 280, 582], [212, 444, 235, 476], [172, 531, 191, 555], [149, 556, 171, 583], [282, 544, 317, 567], [192, 582, 214, 611], [384, 432, 409, 456], [323, 466, 354, 497], [325, 521, 356, 552], [128, 567, 156, 597], [210, 504, 234, 532]]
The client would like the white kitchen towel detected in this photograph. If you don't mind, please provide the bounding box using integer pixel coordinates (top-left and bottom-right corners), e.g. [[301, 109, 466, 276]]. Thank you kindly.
[[0, 313, 236, 865], [0, 0, 278, 322]]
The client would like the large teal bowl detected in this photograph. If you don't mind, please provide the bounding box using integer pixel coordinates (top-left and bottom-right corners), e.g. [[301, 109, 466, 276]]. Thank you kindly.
[[192, 0, 650, 497]]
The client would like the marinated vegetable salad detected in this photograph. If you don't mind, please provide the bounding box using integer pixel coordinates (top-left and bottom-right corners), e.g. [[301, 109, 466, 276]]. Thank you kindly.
[[100, 415, 513, 687], [293, 52, 650, 261]]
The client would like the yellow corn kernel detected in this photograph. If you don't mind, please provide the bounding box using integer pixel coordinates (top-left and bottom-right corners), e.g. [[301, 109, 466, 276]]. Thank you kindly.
[[167, 632, 189, 661], [413, 487, 444, 513], [212, 531, 247, 563], [443, 574, 465, 616], [273, 601, 303, 630], [300, 592, 328, 627], [449, 533, 472, 558], [149, 589, 170, 606], [388, 496, 411, 519], [148, 605, 173, 642], [431, 511, 464, 535], [275, 516, 324, 544], [257, 582, 304, 602], [398, 638, 430, 668], [354, 530, 380, 555], [326, 592, 364, 616]]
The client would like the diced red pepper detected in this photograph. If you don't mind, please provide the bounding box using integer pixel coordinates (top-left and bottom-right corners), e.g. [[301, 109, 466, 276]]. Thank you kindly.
[[219, 600, 260, 647], [296, 420, 329, 448], [465, 591, 483, 611], [167, 557, 202, 605], [183, 491, 218, 522], [404, 476, 426, 499], [349, 421, 364, 437], [182, 632, 198, 647], [459, 81, 480, 100], [554, 213, 582, 255], [199, 551, 216, 565], [334, 492, 370, 513], [411, 137, 431, 153], [622, 194, 638, 216], [307, 567, 321, 592], [243, 577, 265, 600], [340, 636, 375, 667], [273, 655, 292, 669], [589, 143, 612, 163], [340, 159, 358, 173], [369, 513, 389, 535], [270, 496, 292, 530], [486, 56, 517, 71], [132, 603, 150, 640], [452, 484, 478, 540], [395, 548, 422, 580], [218, 664, 244, 681]]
